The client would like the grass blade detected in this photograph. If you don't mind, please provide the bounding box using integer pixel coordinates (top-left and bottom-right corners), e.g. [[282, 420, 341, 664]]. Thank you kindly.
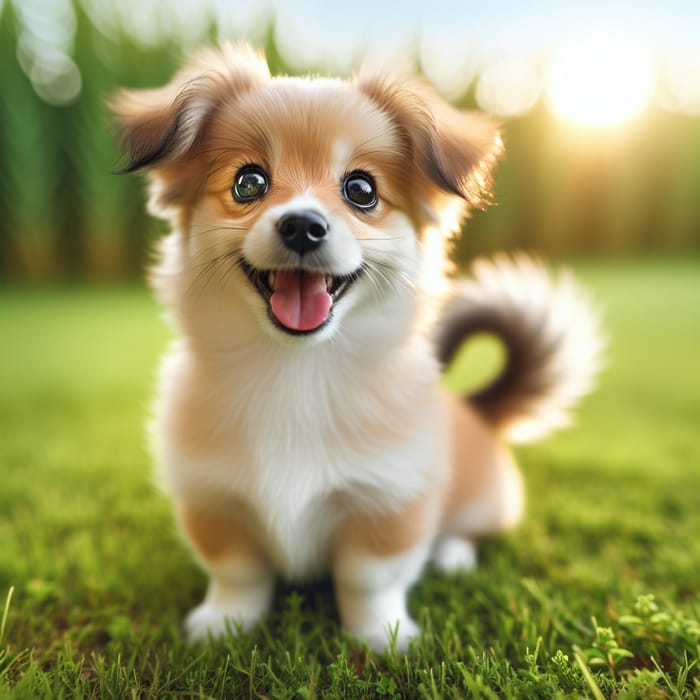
[[0, 587, 13, 646], [574, 646, 605, 700]]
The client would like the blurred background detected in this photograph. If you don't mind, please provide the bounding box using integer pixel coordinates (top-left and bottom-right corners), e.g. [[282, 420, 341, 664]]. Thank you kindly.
[[0, 0, 699, 283]]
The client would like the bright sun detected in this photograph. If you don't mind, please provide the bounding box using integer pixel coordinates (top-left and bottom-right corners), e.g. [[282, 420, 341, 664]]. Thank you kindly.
[[546, 37, 655, 128]]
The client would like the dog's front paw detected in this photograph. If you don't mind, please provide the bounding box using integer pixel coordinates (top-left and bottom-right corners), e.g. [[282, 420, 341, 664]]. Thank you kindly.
[[185, 578, 275, 642], [347, 614, 420, 653], [385, 615, 420, 653], [185, 602, 236, 642], [432, 536, 477, 573], [185, 599, 264, 642]]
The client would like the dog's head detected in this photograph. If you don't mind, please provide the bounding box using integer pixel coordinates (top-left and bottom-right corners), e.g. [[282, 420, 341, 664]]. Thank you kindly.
[[111, 44, 501, 349]]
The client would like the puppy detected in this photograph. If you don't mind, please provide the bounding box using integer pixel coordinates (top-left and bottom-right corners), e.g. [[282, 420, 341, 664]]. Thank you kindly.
[[111, 44, 602, 651]]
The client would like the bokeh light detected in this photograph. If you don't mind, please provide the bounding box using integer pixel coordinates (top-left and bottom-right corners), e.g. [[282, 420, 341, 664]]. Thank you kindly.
[[7, 0, 700, 119], [476, 55, 542, 118], [418, 19, 479, 100], [14, 0, 81, 106]]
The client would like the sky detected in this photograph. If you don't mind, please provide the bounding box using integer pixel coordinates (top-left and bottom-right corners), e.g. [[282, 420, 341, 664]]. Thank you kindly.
[[7, 0, 700, 119]]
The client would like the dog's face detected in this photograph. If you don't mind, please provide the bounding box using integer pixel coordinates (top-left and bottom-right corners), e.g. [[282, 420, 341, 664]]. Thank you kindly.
[[111, 45, 501, 348], [193, 79, 424, 343]]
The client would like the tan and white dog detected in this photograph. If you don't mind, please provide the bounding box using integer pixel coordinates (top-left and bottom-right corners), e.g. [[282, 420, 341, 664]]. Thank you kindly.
[[111, 44, 602, 651]]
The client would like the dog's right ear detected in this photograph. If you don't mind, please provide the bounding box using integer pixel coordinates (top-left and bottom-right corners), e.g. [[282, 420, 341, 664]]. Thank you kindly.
[[109, 43, 270, 173], [357, 73, 502, 234]]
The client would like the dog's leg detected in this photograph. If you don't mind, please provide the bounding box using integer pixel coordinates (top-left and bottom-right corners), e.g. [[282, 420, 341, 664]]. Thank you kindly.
[[333, 494, 437, 652], [435, 453, 524, 573], [178, 502, 275, 641], [432, 394, 525, 573]]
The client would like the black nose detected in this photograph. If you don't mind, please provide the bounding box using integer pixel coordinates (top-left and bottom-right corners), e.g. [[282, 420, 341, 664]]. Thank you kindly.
[[276, 210, 328, 255]]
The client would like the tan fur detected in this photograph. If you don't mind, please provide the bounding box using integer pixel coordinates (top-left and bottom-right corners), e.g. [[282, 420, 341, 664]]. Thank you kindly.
[[357, 73, 503, 231], [202, 86, 410, 229], [442, 392, 511, 522], [336, 490, 440, 557], [179, 502, 265, 566], [156, 351, 252, 460], [334, 394, 517, 559]]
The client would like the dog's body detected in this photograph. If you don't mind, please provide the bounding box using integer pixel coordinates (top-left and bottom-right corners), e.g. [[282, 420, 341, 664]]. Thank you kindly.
[[112, 45, 601, 650]]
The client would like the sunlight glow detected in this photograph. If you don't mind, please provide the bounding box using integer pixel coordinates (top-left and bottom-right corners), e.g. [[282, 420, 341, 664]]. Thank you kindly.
[[546, 37, 655, 128]]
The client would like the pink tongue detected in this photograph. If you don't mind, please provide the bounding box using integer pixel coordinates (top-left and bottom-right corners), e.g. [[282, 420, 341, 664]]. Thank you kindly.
[[270, 270, 332, 331]]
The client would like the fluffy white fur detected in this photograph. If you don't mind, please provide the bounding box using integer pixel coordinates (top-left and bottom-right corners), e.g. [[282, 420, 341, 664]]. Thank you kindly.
[[111, 44, 602, 652]]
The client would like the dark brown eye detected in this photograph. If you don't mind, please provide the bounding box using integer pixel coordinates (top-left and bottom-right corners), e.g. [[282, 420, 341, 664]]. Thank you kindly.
[[343, 171, 377, 209], [232, 166, 268, 203]]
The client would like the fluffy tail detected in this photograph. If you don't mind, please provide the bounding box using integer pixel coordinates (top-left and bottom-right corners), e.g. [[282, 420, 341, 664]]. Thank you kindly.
[[434, 254, 604, 443]]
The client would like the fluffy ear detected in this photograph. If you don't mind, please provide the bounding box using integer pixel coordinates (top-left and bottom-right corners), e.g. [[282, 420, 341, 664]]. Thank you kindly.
[[357, 74, 502, 229], [109, 43, 270, 173]]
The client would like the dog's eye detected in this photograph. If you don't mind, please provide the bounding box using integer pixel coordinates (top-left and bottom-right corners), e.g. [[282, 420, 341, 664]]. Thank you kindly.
[[343, 171, 377, 210], [232, 166, 269, 203]]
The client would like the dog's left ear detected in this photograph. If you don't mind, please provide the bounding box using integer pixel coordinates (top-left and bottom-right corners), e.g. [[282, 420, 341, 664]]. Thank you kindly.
[[358, 74, 502, 229], [109, 43, 269, 173], [109, 43, 269, 212]]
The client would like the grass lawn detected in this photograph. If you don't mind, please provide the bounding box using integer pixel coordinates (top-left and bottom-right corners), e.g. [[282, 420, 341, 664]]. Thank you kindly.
[[1, 259, 699, 698]]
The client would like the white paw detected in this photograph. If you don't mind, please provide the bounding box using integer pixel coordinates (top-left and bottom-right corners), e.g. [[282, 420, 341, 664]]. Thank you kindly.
[[185, 602, 233, 642], [388, 615, 420, 652], [350, 615, 420, 653], [185, 578, 275, 642], [184, 601, 259, 642], [432, 536, 477, 573]]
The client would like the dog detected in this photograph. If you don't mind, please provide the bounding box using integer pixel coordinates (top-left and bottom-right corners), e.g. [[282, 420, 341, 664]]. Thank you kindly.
[[110, 43, 602, 651]]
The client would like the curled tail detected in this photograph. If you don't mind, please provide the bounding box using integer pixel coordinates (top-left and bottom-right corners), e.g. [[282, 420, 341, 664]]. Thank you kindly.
[[434, 254, 604, 443]]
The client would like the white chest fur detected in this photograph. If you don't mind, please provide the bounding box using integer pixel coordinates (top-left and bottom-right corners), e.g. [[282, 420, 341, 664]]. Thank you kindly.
[[154, 335, 448, 580]]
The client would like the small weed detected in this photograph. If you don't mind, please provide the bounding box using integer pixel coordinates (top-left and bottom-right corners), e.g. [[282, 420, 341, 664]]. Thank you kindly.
[[579, 618, 635, 679], [575, 596, 700, 698], [619, 595, 700, 664]]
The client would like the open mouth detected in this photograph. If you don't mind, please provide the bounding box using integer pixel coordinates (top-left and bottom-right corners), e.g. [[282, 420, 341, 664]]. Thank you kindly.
[[240, 260, 361, 335]]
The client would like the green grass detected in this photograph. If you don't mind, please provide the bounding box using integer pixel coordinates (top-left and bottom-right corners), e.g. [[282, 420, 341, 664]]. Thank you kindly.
[[1, 260, 699, 698]]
